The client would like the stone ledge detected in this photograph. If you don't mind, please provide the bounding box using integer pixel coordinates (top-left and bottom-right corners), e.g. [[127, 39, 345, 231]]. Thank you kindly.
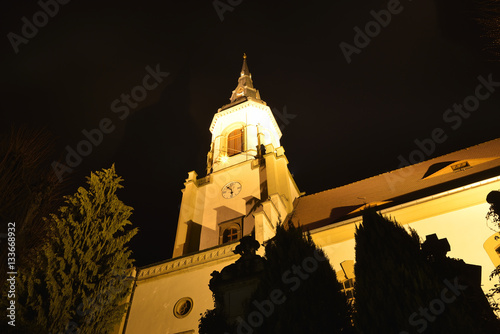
[[137, 243, 239, 280]]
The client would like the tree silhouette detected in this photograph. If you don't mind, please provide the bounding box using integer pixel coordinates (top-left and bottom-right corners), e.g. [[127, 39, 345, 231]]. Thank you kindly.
[[354, 210, 486, 333], [15, 165, 137, 333], [244, 223, 353, 334], [199, 223, 353, 334]]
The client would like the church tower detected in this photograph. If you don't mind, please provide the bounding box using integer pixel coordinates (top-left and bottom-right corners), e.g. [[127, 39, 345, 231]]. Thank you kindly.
[[172, 54, 300, 257]]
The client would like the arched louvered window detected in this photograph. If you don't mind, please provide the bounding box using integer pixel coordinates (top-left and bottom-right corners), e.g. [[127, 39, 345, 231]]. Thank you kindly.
[[227, 129, 243, 157]]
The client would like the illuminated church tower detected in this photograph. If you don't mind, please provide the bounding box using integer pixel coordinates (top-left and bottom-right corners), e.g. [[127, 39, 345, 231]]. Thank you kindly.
[[172, 54, 300, 257]]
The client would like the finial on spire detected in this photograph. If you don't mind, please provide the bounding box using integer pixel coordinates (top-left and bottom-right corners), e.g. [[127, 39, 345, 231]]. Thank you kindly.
[[226, 53, 261, 105]]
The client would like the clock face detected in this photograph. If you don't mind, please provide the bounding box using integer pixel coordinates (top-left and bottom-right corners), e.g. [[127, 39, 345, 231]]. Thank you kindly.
[[221, 181, 242, 199]]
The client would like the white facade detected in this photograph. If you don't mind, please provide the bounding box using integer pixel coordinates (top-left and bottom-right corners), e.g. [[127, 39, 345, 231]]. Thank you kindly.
[[314, 176, 500, 297], [124, 245, 239, 334]]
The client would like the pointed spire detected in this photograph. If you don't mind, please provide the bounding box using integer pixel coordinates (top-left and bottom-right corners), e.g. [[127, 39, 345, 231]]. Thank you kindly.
[[241, 53, 250, 77], [228, 53, 261, 104]]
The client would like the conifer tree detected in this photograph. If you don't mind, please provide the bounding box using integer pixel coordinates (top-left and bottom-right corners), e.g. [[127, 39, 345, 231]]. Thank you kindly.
[[245, 222, 353, 334], [16, 165, 137, 334], [353, 210, 481, 334]]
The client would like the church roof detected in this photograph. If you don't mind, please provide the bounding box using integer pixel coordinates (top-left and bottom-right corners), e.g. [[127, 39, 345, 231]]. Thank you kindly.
[[289, 138, 500, 230]]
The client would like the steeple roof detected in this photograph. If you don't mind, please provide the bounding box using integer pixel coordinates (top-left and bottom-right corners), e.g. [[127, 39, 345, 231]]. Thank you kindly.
[[228, 53, 262, 104], [240, 53, 250, 76]]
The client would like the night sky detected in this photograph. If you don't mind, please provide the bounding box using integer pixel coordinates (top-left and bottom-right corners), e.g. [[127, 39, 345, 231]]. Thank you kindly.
[[2, 0, 499, 266]]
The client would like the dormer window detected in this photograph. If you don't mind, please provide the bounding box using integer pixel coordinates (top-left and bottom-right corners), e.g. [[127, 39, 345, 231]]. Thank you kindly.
[[451, 161, 471, 172], [227, 129, 243, 157], [223, 228, 239, 243], [219, 218, 243, 245]]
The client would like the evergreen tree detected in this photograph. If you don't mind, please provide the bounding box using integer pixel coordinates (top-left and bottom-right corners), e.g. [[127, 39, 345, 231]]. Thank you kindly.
[[353, 210, 482, 334], [16, 165, 137, 334], [244, 222, 353, 334]]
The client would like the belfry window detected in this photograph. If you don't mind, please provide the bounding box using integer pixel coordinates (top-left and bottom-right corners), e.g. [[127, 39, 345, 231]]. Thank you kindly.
[[227, 129, 243, 157]]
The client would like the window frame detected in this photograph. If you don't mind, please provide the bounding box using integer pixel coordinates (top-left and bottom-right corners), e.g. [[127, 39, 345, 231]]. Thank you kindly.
[[341, 278, 355, 301], [219, 217, 243, 245], [226, 128, 244, 157]]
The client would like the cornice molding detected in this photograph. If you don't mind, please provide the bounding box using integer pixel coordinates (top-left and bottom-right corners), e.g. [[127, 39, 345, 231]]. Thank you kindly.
[[210, 100, 282, 138], [137, 243, 239, 281]]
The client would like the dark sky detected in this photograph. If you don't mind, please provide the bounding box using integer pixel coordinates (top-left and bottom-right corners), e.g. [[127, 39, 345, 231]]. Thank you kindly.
[[2, 0, 499, 266]]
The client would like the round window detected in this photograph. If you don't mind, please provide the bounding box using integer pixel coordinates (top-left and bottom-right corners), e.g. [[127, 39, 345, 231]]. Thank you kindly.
[[173, 297, 193, 318]]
